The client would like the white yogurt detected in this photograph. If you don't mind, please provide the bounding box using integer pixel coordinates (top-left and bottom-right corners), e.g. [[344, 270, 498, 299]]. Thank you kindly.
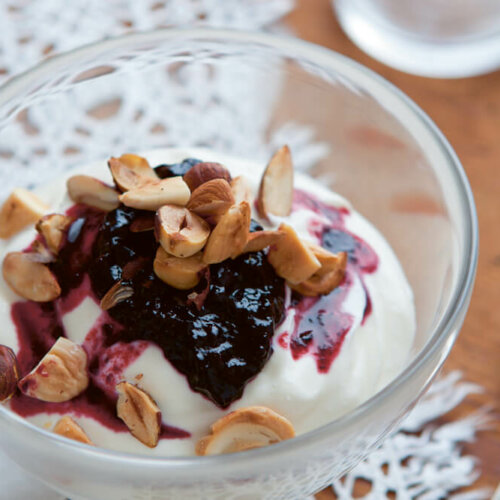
[[0, 148, 416, 456]]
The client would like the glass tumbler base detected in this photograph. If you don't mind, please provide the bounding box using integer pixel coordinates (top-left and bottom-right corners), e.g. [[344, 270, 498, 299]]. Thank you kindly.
[[334, 0, 500, 78]]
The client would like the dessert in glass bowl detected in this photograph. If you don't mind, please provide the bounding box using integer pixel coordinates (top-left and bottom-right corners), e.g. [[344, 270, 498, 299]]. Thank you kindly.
[[0, 29, 477, 500], [0, 146, 415, 455]]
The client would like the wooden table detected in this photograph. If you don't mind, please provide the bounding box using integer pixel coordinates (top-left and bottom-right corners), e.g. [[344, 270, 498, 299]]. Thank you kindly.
[[286, 0, 500, 494]]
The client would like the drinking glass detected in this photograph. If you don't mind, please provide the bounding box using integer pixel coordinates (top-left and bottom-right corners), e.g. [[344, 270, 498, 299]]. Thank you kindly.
[[334, 0, 500, 77]]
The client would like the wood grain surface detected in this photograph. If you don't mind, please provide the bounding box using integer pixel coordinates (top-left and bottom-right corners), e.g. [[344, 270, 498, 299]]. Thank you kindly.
[[285, 0, 500, 495]]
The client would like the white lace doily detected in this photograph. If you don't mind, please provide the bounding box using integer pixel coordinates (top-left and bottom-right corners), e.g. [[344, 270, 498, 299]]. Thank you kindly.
[[0, 1, 492, 499]]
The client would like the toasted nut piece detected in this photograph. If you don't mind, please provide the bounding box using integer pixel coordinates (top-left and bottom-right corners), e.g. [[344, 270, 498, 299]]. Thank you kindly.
[[2, 251, 61, 301], [154, 247, 207, 290], [267, 224, 320, 284], [155, 205, 210, 258], [116, 381, 161, 448], [18, 337, 88, 403], [120, 177, 190, 211], [230, 176, 253, 205], [256, 145, 294, 219], [196, 406, 295, 456], [293, 242, 347, 294], [0, 188, 48, 239], [183, 162, 232, 191], [306, 242, 348, 275], [108, 154, 158, 191], [243, 230, 285, 254], [0, 345, 20, 402], [30, 240, 56, 264], [100, 281, 134, 310], [53, 416, 93, 445], [290, 249, 347, 297], [187, 179, 235, 221], [67, 175, 120, 211], [203, 202, 251, 264], [35, 214, 72, 254]]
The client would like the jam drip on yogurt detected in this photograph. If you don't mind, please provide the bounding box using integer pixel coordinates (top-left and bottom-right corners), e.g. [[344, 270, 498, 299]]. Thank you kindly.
[[286, 190, 379, 373]]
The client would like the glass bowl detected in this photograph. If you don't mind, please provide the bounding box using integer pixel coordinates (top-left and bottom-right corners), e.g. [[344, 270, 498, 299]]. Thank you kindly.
[[0, 29, 477, 500]]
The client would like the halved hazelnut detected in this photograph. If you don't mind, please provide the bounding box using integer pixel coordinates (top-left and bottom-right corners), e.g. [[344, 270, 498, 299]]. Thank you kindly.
[[243, 230, 285, 254], [67, 175, 120, 211], [155, 205, 210, 258], [183, 162, 232, 191], [18, 337, 88, 403], [267, 223, 320, 284], [256, 145, 294, 219], [108, 154, 158, 191], [116, 381, 161, 448], [230, 176, 253, 205], [0, 188, 48, 239], [53, 416, 93, 445], [196, 406, 295, 456], [290, 245, 347, 297], [100, 281, 134, 310], [203, 202, 251, 264], [119, 177, 190, 211], [154, 248, 207, 290], [187, 179, 235, 222], [35, 214, 72, 254], [0, 345, 20, 402], [2, 251, 61, 301]]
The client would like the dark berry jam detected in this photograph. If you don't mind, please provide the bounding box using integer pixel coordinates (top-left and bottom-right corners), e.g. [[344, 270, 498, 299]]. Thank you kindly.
[[154, 158, 201, 179], [88, 206, 285, 408]]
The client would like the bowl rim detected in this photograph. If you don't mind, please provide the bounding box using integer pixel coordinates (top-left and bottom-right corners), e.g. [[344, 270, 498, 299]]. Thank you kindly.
[[0, 27, 478, 470]]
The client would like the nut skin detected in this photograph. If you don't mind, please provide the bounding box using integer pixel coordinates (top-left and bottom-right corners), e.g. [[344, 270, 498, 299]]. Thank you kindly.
[[256, 145, 294, 220], [155, 205, 210, 258], [119, 177, 191, 211], [129, 214, 155, 233], [108, 154, 158, 192], [183, 162, 232, 191], [0, 188, 48, 239], [35, 213, 72, 254], [2, 251, 61, 301], [18, 337, 88, 403], [187, 179, 235, 222], [196, 406, 295, 456], [100, 281, 134, 310], [267, 223, 321, 284], [116, 381, 161, 448], [67, 175, 120, 211], [53, 416, 93, 445], [154, 247, 207, 290], [0, 345, 20, 402], [202, 202, 251, 264]]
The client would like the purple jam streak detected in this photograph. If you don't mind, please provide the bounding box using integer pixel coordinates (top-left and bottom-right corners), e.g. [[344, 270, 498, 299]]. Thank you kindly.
[[288, 190, 379, 372]]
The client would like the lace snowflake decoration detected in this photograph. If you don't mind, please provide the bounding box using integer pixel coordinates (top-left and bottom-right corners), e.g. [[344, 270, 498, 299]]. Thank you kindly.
[[325, 373, 492, 500]]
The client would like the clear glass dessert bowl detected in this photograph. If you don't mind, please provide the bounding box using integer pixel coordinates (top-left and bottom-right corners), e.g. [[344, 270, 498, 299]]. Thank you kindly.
[[0, 29, 477, 500]]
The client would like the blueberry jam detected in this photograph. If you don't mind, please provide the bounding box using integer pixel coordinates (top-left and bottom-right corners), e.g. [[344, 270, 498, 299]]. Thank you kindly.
[[88, 206, 285, 408], [154, 158, 201, 179]]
